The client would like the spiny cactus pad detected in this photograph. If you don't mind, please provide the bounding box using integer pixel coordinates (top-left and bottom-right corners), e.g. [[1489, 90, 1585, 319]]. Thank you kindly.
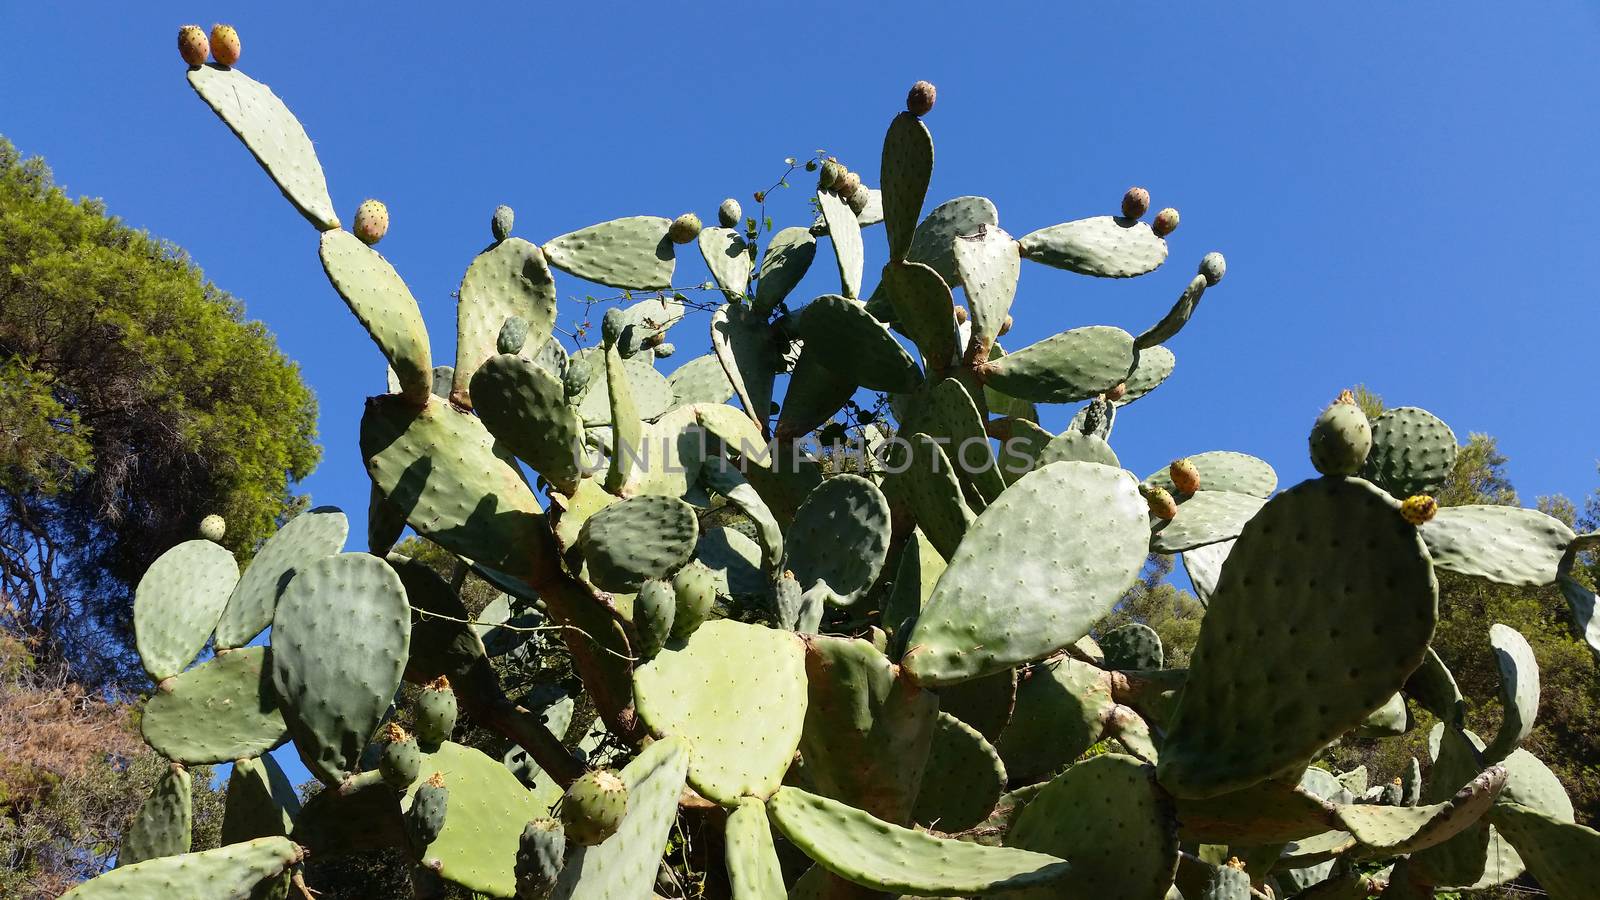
[[320, 229, 433, 404], [220, 755, 298, 845], [1419, 504, 1576, 587], [768, 786, 1072, 896], [1159, 477, 1438, 799], [1035, 429, 1120, 470], [901, 377, 1006, 505], [753, 226, 818, 315], [271, 552, 410, 784], [451, 237, 557, 405], [798, 294, 923, 392], [725, 797, 787, 899], [667, 353, 736, 408], [881, 111, 933, 262], [1018, 216, 1169, 278], [912, 711, 1006, 832], [1149, 489, 1267, 553], [1136, 273, 1208, 349], [133, 538, 239, 682], [542, 216, 675, 290], [980, 325, 1136, 403], [1337, 766, 1507, 855], [954, 224, 1020, 356], [903, 461, 1149, 686], [550, 735, 691, 900], [710, 302, 781, 431], [997, 655, 1116, 783], [1173, 778, 1337, 845], [141, 647, 286, 764], [120, 763, 193, 866], [64, 836, 303, 899], [884, 260, 959, 371], [214, 505, 347, 649], [470, 352, 586, 494], [782, 474, 891, 607], [1143, 450, 1277, 498], [817, 190, 865, 298], [882, 432, 974, 560], [698, 225, 753, 299], [1101, 622, 1165, 671], [907, 195, 999, 287], [1484, 623, 1540, 763], [1362, 405, 1458, 497], [578, 495, 698, 592], [633, 619, 805, 804]]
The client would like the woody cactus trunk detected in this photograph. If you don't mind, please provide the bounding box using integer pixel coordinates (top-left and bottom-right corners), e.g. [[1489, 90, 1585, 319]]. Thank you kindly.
[[64, 26, 1600, 900]]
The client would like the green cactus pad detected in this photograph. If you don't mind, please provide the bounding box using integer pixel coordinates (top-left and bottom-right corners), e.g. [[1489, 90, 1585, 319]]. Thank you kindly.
[[903, 462, 1150, 686], [979, 325, 1136, 403], [542, 216, 675, 290], [1181, 539, 1234, 606], [773, 345, 855, 440], [451, 237, 557, 405], [1119, 345, 1177, 405], [907, 196, 1000, 287], [578, 495, 698, 592], [1420, 505, 1575, 587], [667, 354, 735, 407], [912, 711, 1005, 832], [362, 395, 552, 581], [221, 755, 298, 844], [400, 741, 560, 895], [881, 112, 933, 262], [634, 620, 805, 804], [1398, 726, 1498, 887], [1173, 779, 1337, 845], [1557, 576, 1600, 663], [550, 735, 690, 900], [783, 474, 891, 607], [799, 295, 924, 392], [186, 65, 337, 230], [882, 528, 945, 640], [1337, 766, 1506, 854], [1407, 646, 1468, 726], [320, 229, 433, 404], [935, 668, 1016, 743], [768, 786, 1070, 895], [120, 764, 192, 865], [726, 796, 787, 899], [613, 296, 686, 357], [884, 260, 958, 372], [698, 226, 753, 298], [954, 224, 1020, 355], [997, 655, 1115, 783], [601, 343, 641, 493], [214, 506, 347, 650], [1199, 864, 1251, 900], [1489, 802, 1599, 900], [133, 539, 239, 682], [701, 457, 783, 570], [882, 432, 973, 561], [1018, 215, 1169, 278], [1483, 624, 1539, 763], [995, 418, 1053, 484], [711, 302, 781, 431], [141, 647, 287, 764], [1136, 274, 1209, 349], [1353, 690, 1410, 738], [1102, 623, 1165, 670], [695, 527, 766, 596], [754, 226, 818, 315], [817, 190, 865, 299], [1159, 477, 1438, 799], [1362, 406, 1458, 497], [65, 836, 303, 899], [900, 378, 1006, 506], [1005, 754, 1178, 900], [1144, 451, 1277, 498], [271, 552, 410, 784], [1150, 490, 1267, 553], [1035, 430, 1120, 470], [470, 352, 586, 494], [799, 634, 938, 824]]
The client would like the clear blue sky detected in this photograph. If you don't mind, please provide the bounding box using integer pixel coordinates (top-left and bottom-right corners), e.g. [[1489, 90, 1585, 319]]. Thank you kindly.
[[4, 4, 1599, 782]]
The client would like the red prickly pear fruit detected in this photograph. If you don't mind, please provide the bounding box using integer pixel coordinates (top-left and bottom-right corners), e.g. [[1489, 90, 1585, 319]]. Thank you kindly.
[[1169, 458, 1201, 495], [1104, 382, 1127, 402], [668, 213, 702, 244], [353, 199, 389, 245], [178, 25, 209, 67], [1122, 187, 1150, 220], [1401, 495, 1438, 525], [1152, 207, 1180, 238], [210, 24, 240, 67], [906, 80, 937, 116]]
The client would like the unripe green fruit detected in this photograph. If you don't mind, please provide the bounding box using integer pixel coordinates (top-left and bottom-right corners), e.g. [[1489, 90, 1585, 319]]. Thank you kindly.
[[498, 315, 529, 355], [354, 199, 389, 245], [600, 307, 625, 347], [634, 579, 675, 659], [718, 198, 742, 229], [415, 676, 457, 746], [178, 25, 209, 67], [668, 213, 702, 244], [560, 770, 628, 846], [199, 514, 226, 542], [210, 24, 241, 67], [818, 160, 841, 189], [407, 773, 448, 848], [1152, 207, 1180, 238], [492, 205, 515, 241], [1199, 251, 1226, 286], [906, 80, 937, 116], [653, 342, 675, 358], [1080, 397, 1110, 436], [515, 817, 566, 898], [379, 723, 421, 788], [1122, 186, 1150, 220], [563, 354, 595, 400], [670, 560, 718, 640], [1308, 396, 1372, 476]]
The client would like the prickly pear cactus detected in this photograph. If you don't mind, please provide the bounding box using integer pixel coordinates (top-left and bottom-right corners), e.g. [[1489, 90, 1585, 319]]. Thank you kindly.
[[71, 35, 1596, 900]]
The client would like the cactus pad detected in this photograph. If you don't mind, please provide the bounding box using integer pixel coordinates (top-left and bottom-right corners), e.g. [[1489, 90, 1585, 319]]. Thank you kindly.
[[634, 620, 806, 804], [120, 763, 192, 865], [912, 711, 1005, 831], [1336, 765, 1507, 854], [320, 229, 433, 404], [543, 216, 675, 290], [881, 112, 933, 262], [1102, 622, 1165, 670], [1035, 430, 1120, 470], [1484, 624, 1539, 763], [754, 226, 817, 315], [1136, 274, 1208, 349], [1149, 490, 1267, 553], [667, 354, 735, 407], [698, 226, 753, 298], [781, 475, 887, 608], [451, 237, 557, 405], [979, 325, 1136, 402], [1362, 406, 1458, 498], [767, 786, 1072, 895], [550, 735, 690, 900], [64, 836, 303, 899], [903, 461, 1150, 686], [711, 302, 782, 431], [884, 260, 958, 371], [997, 655, 1114, 783], [134, 539, 240, 682], [1119, 345, 1177, 405], [953, 224, 1020, 354], [271, 552, 410, 784], [1181, 538, 1234, 606], [470, 352, 585, 494], [799, 294, 923, 392], [907, 196, 1000, 287], [578, 495, 699, 592], [883, 432, 974, 561], [1159, 477, 1438, 799], [1420, 505, 1575, 587], [1018, 216, 1168, 278], [1173, 778, 1338, 845], [402, 741, 553, 895], [817, 191, 864, 298], [221, 755, 298, 844], [726, 797, 787, 899], [141, 647, 286, 764], [187, 65, 337, 230], [901, 377, 1006, 505], [214, 506, 347, 649], [1144, 450, 1277, 498]]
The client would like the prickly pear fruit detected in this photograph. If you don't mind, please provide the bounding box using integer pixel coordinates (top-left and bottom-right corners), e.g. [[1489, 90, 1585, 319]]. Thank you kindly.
[[498, 316, 529, 355], [818, 160, 841, 190], [1081, 396, 1110, 436], [199, 514, 226, 542], [379, 722, 422, 789], [1199, 251, 1226, 286], [563, 353, 595, 401], [415, 676, 457, 746], [906, 80, 937, 116], [653, 342, 676, 359], [560, 770, 628, 846], [210, 24, 240, 67], [635, 579, 676, 660], [407, 773, 448, 849], [492, 204, 515, 241], [718, 198, 742, 229], [1141, 483, 1178, 520], [178, 25, 209, 67], [834, 170, 862, 199], [1104, 382, 1127, 402], [515, 817, 566, 898], [353, 199, 389, 245], [953, 305, 968, 324], [1122, 187, 1150, 220], [845, 179, 872, 215], [1308, 392, 1372, 476], [1401, 494, 1438, 525], [1152, 207, 1180, 237], [1169, 458, 1201, 495], [670, 559, 718, 640], [600, 307, 625, 347], [669, 213, 702, 244], [998, 314, 1014, 337]]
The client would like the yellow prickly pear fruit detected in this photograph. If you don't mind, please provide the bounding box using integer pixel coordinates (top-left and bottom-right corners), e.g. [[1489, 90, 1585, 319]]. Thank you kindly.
[[353, 199, 389, 245], [1140, 483, 1179, 520], [210, 24, 241, 67], [1169, 458, 1201, 495], [1122, 186, 1150, 220], [560, 770, 628, 846], [668, 213, 702, 244], [178, 25, 209, 67], [906, 80, 937, 116], [1309, 391, 1372, 476], [1401, 495, 1438, 525], [1152, 207, 1180, 237]]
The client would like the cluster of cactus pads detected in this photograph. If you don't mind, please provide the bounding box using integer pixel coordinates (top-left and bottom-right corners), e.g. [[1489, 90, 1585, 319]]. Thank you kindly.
[[65, 28, 1600, 900]]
